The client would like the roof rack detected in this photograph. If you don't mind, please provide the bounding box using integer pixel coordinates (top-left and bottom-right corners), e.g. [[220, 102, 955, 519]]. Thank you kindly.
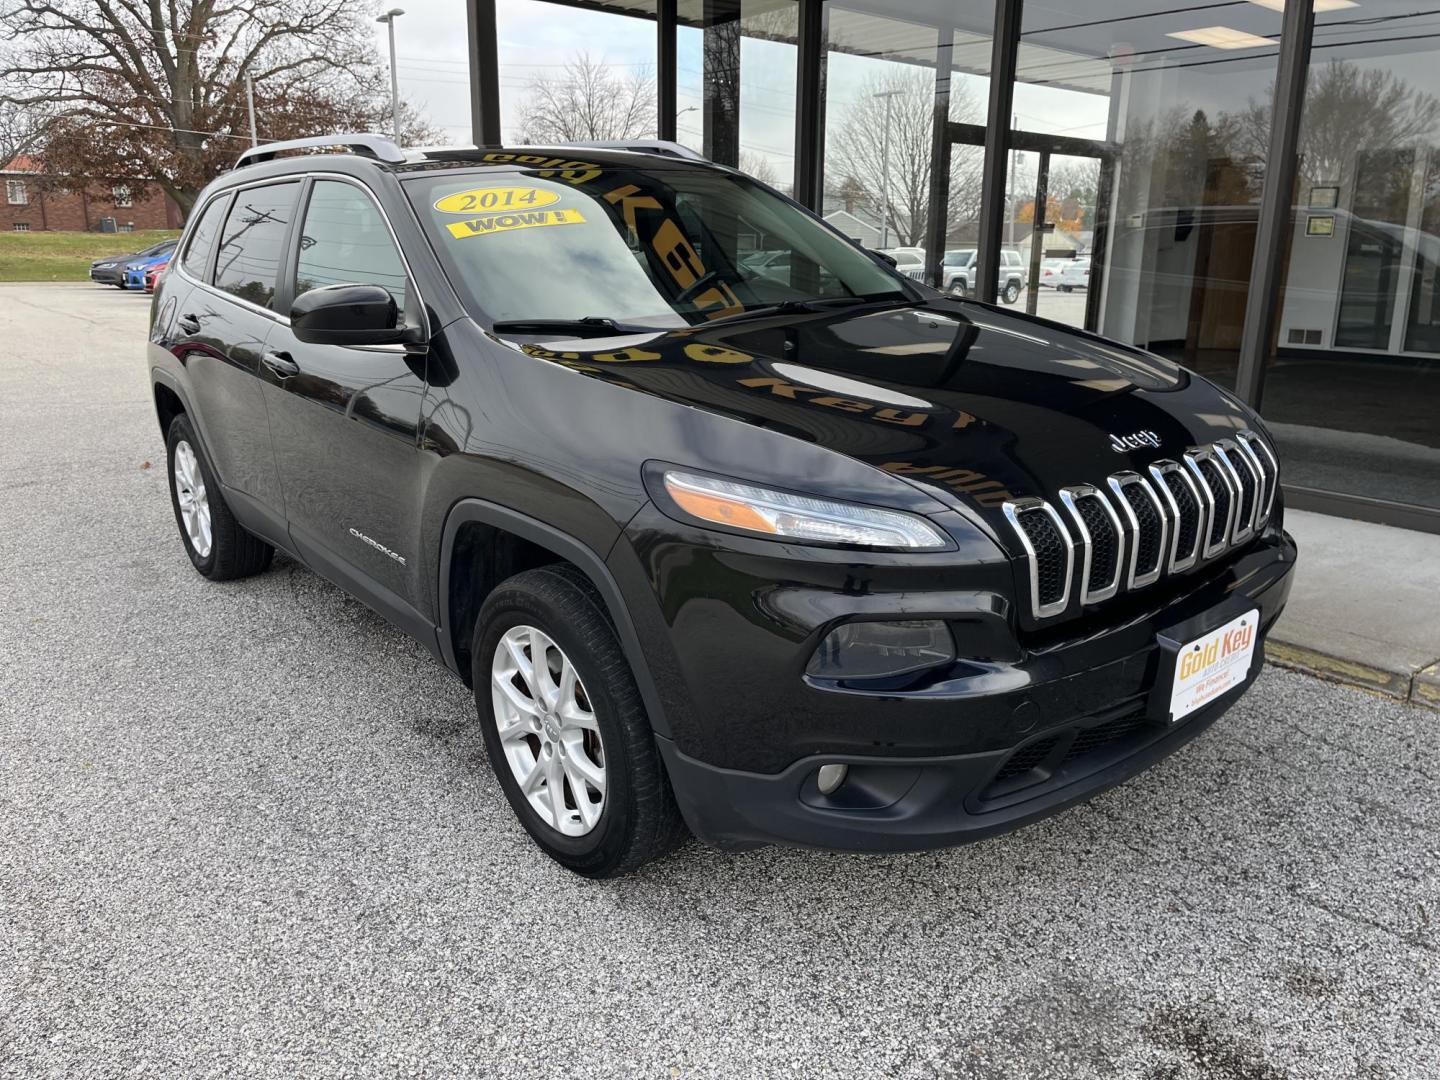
[[234, 134, 407, 169], [543, 140, 708, 162]]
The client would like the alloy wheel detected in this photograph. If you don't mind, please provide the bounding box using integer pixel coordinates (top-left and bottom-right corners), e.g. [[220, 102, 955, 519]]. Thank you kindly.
[[173, 440, 213, 558], [491, 624, 606, 836]]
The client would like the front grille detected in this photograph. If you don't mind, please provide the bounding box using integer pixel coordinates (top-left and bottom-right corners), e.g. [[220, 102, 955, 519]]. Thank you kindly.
[[1059, 485, 1122, 604], [1061, 710, 1149, 762], [1110, 474, 1166, 585], [1150, 462, 1202, 571], [1003, 430, 1279, 620], [992, 736, 1060, 783], [985, 707, 1153, 796], [1003, 500, 1073, 618]]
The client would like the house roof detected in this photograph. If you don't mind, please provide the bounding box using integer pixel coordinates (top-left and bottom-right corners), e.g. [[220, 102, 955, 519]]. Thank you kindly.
[[0, 155, 40, 175]]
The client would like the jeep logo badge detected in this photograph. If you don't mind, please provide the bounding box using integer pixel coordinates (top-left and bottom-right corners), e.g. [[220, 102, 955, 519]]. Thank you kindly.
[[1109, 430, 1162, 453]]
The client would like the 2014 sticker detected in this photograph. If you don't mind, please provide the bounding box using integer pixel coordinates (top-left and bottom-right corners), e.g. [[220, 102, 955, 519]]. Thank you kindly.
[[434, 186, 560, 214], [444, 208, 587, 239]]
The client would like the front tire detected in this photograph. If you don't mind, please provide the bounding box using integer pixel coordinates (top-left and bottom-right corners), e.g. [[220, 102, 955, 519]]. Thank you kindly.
[[947, 279, 968, 297], [474, 564, 687, 877], [165, 414, 273, 580], [1002, 281, 1021, 304]]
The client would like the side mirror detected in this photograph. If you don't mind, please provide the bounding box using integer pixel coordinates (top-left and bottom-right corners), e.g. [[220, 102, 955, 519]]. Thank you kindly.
[[291, 284, 414, 346], [873, 251, 898, 268]]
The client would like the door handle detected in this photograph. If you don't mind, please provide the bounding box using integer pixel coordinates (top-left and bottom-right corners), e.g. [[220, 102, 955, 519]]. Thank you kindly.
[[263, 350, 300, 378], [178, 313, 201, 334]]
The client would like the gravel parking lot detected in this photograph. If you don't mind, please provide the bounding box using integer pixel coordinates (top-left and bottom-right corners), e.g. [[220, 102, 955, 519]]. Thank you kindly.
[[2, 282, 1437, 1079]]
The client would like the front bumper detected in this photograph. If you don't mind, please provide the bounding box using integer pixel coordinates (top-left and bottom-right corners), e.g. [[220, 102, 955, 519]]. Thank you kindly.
[[90, 267, 122, 285], [631, 517, 1295, 851]]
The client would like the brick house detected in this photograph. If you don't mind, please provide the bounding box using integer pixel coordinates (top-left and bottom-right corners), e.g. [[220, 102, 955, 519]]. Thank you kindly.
[[1, 156, 184, 232]]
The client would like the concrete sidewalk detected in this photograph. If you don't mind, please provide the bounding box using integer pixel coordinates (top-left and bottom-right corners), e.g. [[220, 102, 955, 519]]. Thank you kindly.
[[1269, 509, 1440, 707]]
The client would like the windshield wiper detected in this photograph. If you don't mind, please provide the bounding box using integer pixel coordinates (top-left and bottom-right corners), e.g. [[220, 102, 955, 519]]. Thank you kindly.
[[491, 316, 662, 337], [698, 294, 909, 328]]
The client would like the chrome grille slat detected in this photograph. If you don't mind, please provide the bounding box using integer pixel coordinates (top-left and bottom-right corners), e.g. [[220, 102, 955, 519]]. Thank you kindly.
[[1236, 430, 1278, 522], [1002, 498, 1075, 620], [1005, 437, 1280, 621], [1148, 460, 1203, 572], [1106, 472, 1169, 589], [1058, 484, 1124, 605], [1214, 439, 1258, 545]]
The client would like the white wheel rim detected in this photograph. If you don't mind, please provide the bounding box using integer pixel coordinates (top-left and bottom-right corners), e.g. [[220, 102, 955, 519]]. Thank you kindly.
[[491, 625, 606, 837], [173, 440, 213, 558]]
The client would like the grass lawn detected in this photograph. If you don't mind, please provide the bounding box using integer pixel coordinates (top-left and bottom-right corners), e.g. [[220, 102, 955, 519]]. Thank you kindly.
[[0, 229, 181, 282]]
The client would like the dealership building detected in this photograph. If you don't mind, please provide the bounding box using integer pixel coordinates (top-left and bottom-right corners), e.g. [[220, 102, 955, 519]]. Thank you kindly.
[[461, 0, 1438, 531]]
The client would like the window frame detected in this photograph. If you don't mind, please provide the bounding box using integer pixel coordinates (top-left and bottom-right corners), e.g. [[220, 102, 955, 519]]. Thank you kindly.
[[112, 184, 133, 208], [278, 172, 427, 335], [5, 179, 27, 205], [176, 189, 235, 290]]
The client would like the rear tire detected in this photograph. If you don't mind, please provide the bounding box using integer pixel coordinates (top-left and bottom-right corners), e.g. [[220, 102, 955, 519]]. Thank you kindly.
[[165, 414, 274, 580], [474, 564, 687, 877]]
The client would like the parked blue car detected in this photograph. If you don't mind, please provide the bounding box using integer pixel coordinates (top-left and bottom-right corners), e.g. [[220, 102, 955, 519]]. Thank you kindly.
[[121, 245, 177, 290], [91, 238, 175, 287]]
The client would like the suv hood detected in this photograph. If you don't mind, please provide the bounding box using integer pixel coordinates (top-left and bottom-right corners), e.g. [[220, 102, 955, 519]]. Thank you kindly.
[[507, 298, 1264, 520]]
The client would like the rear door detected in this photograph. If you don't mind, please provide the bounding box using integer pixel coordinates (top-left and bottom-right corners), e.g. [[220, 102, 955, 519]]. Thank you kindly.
[[171, 183, 299, 539], [259, 175, 432, 626]]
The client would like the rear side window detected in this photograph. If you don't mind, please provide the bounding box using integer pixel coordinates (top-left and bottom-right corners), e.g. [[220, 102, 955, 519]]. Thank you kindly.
[[214, 182, 300, 309], [294, 180, 408, 312], [180, 197, 227, 280]]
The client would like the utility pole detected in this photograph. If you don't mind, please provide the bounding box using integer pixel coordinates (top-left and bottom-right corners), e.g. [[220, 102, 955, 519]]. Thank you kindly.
[[376, 9, 406, 143], [245, 73, 257, 146], [874, 88, 901, 250]]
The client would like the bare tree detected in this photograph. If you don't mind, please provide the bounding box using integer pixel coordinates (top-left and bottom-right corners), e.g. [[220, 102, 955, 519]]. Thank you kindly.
[[0, 0, 431, 214], [518, 53, 655, 143], [739, 150, 778, 186], [0, 97, 42, 165], [828, 67, 984, 247], [1233, 60, 1440, 194]]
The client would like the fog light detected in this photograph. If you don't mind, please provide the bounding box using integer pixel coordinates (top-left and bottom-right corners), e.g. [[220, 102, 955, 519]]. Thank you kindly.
[[816, 763, 848, 795], [806, 619, 955, 679]]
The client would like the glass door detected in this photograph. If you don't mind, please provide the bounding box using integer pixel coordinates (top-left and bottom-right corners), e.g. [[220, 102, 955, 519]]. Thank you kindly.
[[947, 125, 1110, 330]]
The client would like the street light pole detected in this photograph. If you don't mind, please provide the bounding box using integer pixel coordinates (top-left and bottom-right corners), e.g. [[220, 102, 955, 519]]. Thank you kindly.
[[874, 89, 901, 250], [376, 8, 405, 144], [244, 73, 257, 146]]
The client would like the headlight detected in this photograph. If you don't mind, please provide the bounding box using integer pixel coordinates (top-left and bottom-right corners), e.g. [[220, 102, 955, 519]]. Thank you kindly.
[[660, 469, 948, 550]]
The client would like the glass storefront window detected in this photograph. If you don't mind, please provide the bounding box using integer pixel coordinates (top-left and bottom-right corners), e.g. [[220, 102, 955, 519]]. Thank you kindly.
[[497, 1, 658, 144], [1010, 1, 1286, 386], [677, 0, 797, 184], [819, 3, 993, 268], [1266, 10, 1440, 511]]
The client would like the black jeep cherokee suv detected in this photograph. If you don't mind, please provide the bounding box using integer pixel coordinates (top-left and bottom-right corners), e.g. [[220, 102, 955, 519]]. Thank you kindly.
[[148, 134, 1296, 877]]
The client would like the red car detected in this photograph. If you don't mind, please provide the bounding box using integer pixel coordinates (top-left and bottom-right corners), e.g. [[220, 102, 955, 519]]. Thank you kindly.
[[144, 259, 170, 293]]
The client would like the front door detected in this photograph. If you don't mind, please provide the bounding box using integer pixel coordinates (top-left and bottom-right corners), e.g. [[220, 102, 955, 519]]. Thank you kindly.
[[174, 183, 300, 537], [258, 177, 432, 625]]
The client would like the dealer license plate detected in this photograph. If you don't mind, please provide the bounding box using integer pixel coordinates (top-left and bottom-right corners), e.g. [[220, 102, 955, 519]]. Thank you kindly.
[[1167, 608, 1259, 723]]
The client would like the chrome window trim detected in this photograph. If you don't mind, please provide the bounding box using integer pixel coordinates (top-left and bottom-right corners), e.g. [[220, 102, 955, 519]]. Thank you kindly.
[[1002, 498, 1074, 620], [1147, 459, 1202, 573], [1057, 484, 1123, 605], [1183, 446, 1233, 560], [1236, 430, 1279, 520], [173, 172, 429, 338], [1106, 472, 1169, 589], [1213, 439, 1256, 545]]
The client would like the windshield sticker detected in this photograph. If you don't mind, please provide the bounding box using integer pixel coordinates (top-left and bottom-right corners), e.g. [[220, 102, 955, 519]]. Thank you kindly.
[[434, 186, 561, 215], [445, 208, 586, 240]]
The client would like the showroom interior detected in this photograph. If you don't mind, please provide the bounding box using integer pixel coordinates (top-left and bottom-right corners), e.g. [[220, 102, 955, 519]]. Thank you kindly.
[[460, 0, 1440, 532]]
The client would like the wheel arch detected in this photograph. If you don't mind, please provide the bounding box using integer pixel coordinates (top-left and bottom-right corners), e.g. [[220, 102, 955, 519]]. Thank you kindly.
[[437, 499, 673, 737]]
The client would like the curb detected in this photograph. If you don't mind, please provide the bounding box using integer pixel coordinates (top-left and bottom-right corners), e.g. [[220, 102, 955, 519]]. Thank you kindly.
[[1266, 639, 1440, 710]]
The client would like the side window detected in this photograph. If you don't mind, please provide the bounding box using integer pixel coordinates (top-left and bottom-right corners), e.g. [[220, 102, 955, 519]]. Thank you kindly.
[[180, 196, 229, 280], [214, 182, 300, 309], [294, 180, 408, 316]]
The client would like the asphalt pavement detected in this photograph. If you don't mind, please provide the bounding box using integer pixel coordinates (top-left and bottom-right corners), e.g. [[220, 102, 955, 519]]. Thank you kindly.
[[1, 283, 1436, 1079]]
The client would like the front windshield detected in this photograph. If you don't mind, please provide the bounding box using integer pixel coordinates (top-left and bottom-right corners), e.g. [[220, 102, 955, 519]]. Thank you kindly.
[[404, 162, 909, 327]]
